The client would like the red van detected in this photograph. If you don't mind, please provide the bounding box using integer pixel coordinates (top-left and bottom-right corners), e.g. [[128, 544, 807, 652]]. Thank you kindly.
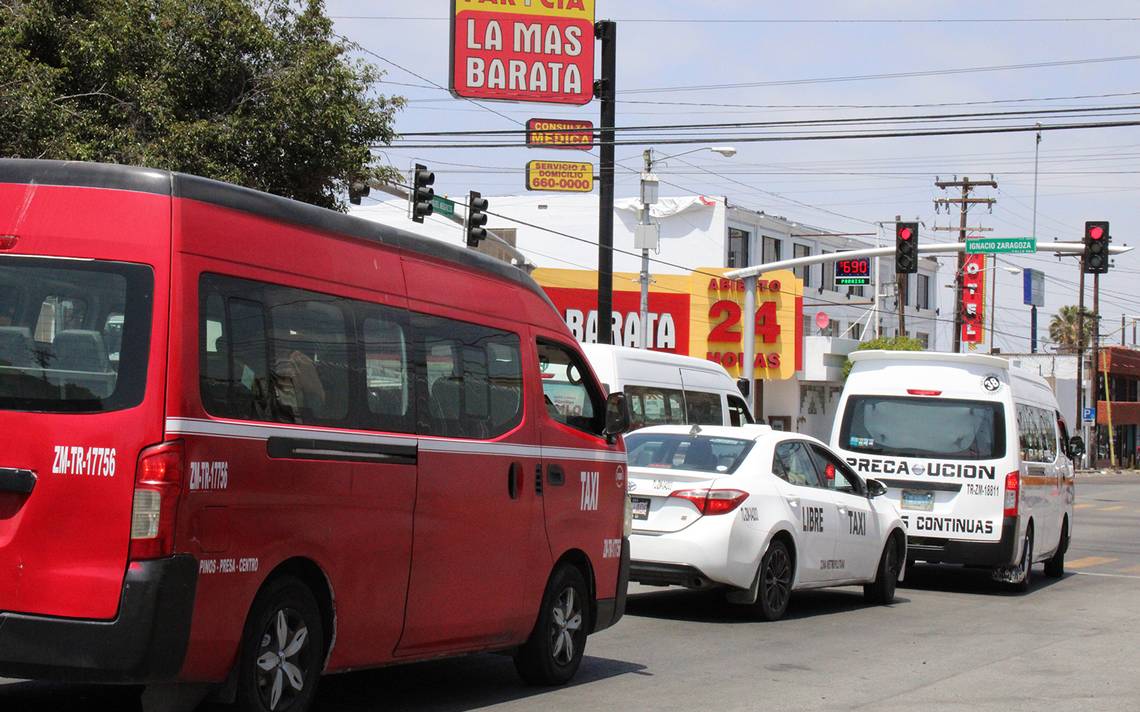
[[0, 159, 631, 711]]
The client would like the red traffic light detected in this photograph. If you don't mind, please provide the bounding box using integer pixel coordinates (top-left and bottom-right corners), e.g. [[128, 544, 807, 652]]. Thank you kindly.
[[898, 226, 913, 241], [1089, 225, 1104, 240]]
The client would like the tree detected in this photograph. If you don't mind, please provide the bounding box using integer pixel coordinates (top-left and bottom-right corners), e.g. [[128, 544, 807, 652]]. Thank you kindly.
[[0, 0, 403, 210], [842, 335, 925, 379], [1048, 305, 1096, 353]]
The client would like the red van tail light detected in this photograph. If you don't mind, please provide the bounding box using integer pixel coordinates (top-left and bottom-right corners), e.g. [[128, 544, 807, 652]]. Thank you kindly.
[[129, 441, 184, 561], [1003, 471, 1020, 518], [668, 489, 749, 515], [907, 389, 942, 396]]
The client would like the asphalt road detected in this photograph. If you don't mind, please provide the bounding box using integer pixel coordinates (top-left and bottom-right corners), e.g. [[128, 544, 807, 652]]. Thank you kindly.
[[3, 474, 1139, 711]]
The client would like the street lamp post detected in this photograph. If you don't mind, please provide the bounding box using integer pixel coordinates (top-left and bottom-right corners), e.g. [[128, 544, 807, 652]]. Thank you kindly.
[[988, 261, 1023, 353], [637, 146, 736, 348]]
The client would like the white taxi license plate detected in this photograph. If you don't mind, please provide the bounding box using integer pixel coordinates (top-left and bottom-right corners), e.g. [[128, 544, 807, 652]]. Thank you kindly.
[[901, 489, 934, 512], [631, 496, 650, 520]]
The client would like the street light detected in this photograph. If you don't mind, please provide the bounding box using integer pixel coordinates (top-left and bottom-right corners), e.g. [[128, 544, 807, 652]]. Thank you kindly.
[[636, 146, 736, 348], [989, 262, 1022, 353]]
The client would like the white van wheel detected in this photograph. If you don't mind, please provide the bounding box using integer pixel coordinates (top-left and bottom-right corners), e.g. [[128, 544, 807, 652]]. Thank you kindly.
[[1044, 520, 1068, 578], [1011, 529, 1033, 594]]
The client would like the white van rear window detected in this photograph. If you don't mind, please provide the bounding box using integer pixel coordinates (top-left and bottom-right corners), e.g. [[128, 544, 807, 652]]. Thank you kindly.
[[840, 395, 1006, 461]]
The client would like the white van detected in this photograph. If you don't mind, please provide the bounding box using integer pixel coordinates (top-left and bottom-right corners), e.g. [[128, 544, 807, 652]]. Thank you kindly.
[[580, 343, 754, 430], [830, 351, 1079, 591]]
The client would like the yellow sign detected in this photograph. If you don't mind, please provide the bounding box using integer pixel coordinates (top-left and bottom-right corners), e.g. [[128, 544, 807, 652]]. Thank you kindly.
[[533, 267, 803, 380], [526, 160, 594, 193]]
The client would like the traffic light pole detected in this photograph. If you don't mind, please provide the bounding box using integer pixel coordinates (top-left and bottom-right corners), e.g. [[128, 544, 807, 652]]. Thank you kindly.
[[1091, 271, 1100, 466], [1076, 262, 1086, 466], [595, 20, 616, 346]]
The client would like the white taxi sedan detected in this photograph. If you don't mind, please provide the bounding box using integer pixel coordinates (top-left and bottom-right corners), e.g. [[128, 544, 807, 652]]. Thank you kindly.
[[626, 424, 906, 620]]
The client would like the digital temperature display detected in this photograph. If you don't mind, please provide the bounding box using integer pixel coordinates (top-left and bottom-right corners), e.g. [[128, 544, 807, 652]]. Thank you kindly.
[[834, 258, 872, 286]]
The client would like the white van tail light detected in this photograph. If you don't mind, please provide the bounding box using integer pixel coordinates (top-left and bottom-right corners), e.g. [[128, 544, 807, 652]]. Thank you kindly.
[[130, 441, 184, 560], [1003, 471, 1020, 518], [668, 489, 749, 516]]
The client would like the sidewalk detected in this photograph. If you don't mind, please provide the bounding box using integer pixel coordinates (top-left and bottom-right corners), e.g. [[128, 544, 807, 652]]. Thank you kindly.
[[1076, 467, 1140, 480]]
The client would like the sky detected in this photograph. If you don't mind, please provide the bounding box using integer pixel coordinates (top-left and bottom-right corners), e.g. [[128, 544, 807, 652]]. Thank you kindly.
[[327, 0, 1140, 354]]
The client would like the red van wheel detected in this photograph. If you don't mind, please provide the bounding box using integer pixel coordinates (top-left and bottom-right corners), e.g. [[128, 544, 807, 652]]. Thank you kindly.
[[514, 564, 589, 685], [236, 577, 325, 712]]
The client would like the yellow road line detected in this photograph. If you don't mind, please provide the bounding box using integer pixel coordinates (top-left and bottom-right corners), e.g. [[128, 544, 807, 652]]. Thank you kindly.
[[1120, 564, 1140, 575], [1074, 503, 1095, 510], [1099, 505, 1126, 512], [1067, 556, 1118, 569]]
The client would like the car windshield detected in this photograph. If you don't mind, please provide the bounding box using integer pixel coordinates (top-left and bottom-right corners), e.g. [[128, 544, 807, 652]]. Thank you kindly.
[[0, 257, 153, 413], [625, 433, 754, 474], [840, 395, 1005, 460]]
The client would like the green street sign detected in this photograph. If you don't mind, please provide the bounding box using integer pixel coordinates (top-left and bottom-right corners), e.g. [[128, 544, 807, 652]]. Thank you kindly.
[[965, 237, 1036, 254], [431, 195, 456, 218]]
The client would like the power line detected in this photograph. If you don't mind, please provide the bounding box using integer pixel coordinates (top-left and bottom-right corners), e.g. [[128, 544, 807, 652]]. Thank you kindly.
[[385, 119, 1140, 149], [332, 15, 1140, 24], [396, 103, 1140, 137], [622, 55, 1140, 95]]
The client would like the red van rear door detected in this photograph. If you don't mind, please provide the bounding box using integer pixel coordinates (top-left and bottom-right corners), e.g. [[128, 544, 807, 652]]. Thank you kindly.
[[0, 182, 167, 620]]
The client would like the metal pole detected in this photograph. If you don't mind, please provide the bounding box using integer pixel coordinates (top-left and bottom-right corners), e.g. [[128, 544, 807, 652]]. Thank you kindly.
[[638, 149, 651, 349], [1092, 272, 1100, 465], [1032, 127, 1041, 244], [742, 275, 757, 413], [1123, 314, 1127, 347], [1076, 261, 1086, 466], [989, 256, 998, 353], [1030, 305, 1038, 353], [873, 224, 882, 339], [595, 20, 616, 345]]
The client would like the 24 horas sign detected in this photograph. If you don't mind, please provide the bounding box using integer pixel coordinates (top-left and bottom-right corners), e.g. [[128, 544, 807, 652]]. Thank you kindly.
[[533, 268, 803, 380], [450, 0, 596, 105]]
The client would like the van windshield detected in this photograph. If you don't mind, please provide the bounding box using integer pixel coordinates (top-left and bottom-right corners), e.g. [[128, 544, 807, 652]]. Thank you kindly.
[[0, 257, 153, 413], [839, 395, 1005, 460]]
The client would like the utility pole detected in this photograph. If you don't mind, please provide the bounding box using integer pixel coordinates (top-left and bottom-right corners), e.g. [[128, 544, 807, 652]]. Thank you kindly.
[[594, 20, 616, 345], [638, 150, 658, 349], [934, 176, 997, 352]]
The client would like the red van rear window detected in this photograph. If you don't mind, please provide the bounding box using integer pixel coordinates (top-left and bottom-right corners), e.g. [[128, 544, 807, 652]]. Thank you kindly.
[[0, 257, 153, 412]]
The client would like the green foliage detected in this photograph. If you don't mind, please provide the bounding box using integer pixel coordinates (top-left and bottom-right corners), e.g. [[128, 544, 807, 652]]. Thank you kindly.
[[841, 335, 925, 379], [1048, 305, 1096, 353], [0, 0, 403, 209]]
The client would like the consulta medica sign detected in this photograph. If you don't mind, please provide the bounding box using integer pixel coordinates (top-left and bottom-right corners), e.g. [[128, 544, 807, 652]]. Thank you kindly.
[[534, 268, 804, 380]]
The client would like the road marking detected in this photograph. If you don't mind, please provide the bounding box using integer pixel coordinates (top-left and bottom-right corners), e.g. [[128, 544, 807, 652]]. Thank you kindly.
[[1099, 505, 1126, 512], [1120, 564, 1140, 575], [1066, 556, 1118, 569], [1073, 503, 1095, 510], [1073, 571, 1140, 580]]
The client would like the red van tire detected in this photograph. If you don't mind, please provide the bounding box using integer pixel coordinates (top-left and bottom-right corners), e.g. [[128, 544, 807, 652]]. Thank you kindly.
[[235, 576, 325, 712], [514, 564, 589, 686]]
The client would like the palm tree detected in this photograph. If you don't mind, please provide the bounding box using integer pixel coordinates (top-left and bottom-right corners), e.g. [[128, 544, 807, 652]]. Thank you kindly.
[[1048, 305, 1096, 353]]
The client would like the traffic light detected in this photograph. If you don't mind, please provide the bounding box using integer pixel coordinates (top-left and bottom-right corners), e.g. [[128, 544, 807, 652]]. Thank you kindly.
[[411, 164, 435, 223], [1083, 220, 1110, 274], [348, 179, 370, 205], [895, 221, 919, 274], [466, 191, 489, 248]]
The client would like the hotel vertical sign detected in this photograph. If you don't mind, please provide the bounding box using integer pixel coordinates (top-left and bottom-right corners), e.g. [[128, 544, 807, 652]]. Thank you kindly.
[[450, 0, 596, 105]]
